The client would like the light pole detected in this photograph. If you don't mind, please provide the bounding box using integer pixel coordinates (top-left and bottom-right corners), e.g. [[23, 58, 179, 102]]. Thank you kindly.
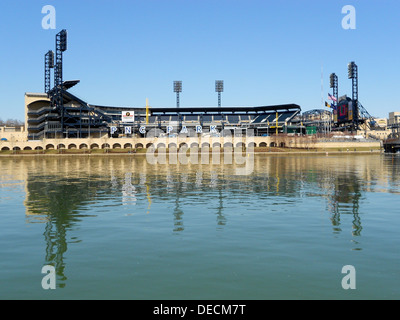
[[174, 81, 182, 130], [173, 81, 182, 108], [215, 80, 224, 108], [348, 61, 359, 131]]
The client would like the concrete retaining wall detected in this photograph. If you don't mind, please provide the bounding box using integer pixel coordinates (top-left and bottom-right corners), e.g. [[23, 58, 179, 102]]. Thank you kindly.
[[0, 135, 382, 152]]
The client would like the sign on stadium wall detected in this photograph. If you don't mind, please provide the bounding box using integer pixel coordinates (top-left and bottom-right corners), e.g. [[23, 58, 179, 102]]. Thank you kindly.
[[110, 125, 218, 135], [121, 111, 135, 123]]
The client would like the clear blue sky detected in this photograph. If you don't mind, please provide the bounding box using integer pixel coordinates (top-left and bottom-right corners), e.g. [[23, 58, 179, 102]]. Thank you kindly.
[[0, 0, 399, 121]]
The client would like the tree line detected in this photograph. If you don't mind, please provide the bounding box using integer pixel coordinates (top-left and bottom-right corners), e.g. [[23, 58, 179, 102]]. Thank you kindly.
[[0, 118, 25, 127]]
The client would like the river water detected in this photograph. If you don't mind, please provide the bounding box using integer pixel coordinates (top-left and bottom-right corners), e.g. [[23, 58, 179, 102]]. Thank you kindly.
[[0, 153, 399, 299]]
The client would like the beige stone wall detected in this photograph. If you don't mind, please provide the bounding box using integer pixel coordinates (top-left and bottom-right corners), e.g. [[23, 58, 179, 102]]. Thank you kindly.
[[0, 135, 382, 152], [0, 127, 27, 142]]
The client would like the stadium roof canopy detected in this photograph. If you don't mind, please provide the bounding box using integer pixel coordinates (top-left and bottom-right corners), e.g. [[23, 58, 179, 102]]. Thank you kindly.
[[150, 104, 301, 115]]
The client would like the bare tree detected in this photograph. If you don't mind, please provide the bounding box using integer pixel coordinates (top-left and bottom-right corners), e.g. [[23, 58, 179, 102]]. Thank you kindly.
[[3, 119, 24, 127]]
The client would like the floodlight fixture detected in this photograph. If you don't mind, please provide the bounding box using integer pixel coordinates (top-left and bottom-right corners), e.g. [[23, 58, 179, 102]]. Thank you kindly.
[[48, 50, 54, 68], [329, 73, 336, 88], [174, 81, 182, 93], [215, 80, 224, 93], [348, 61, 355, 79], [59, 29, 67, 52]]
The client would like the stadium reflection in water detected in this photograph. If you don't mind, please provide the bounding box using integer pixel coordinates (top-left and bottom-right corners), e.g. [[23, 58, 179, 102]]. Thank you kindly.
[[2, 153, 399, 293]]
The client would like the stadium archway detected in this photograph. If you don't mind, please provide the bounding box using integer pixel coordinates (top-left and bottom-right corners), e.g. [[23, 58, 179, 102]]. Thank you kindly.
[[168, 143, 177, 149], [212, 142, 221, 148]]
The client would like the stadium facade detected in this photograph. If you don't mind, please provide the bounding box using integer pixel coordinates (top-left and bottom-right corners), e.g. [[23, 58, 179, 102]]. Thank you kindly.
[[25, 85, 301, 141]]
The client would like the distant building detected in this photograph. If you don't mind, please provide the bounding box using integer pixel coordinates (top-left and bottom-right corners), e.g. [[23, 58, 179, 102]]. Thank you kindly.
[[387, 112, 400, 139], [389, 112, 400, 126], [358, 118, 390, 140]]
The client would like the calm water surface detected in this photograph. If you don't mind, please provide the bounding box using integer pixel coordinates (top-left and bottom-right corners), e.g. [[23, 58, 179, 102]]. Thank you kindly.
[[0, 154, 399, 300]]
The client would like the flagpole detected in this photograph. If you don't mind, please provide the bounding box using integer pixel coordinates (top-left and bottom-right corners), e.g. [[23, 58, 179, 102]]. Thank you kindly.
[[321, 63, 324, 109], [322, 63, 327, 135]]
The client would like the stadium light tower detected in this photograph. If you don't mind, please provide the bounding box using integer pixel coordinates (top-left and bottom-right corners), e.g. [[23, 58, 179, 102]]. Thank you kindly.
[[348, 61, 359, 130], [173, 81, 182, 108], [44, 50, 54, 95], [54, 29, 67, 90], [215, 80, 224, 108], [348, 61, 358, 102], [53, 29, 68, 133], [329, 73, 338, 106]]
